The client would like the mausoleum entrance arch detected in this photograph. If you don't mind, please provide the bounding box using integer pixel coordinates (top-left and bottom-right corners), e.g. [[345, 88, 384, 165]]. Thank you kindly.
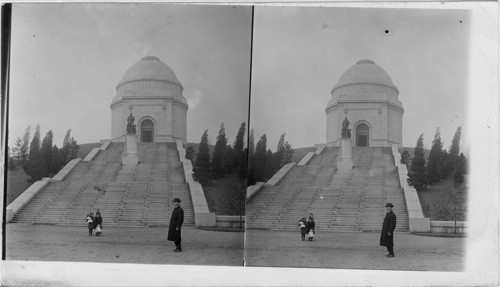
[[140, 118, 155, 143], [355, 122, 370, 147]]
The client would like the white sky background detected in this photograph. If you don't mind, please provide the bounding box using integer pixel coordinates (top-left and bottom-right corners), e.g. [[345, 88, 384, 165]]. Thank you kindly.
[[8, 4, 251, 148], [251, 7, 469, 151]]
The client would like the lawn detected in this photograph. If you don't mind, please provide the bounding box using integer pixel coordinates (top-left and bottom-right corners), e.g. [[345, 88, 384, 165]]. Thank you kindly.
[[202, 173, 244, 216], [417, 178, 467, 221], [5, 169, 31, 205]]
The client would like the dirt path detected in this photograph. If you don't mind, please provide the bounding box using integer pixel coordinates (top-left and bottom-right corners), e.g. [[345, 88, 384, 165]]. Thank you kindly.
[[245, 230, 465, 271], [6, 224, 244, 266]]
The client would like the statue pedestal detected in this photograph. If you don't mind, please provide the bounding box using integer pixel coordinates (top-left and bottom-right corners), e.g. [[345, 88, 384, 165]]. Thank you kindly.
[[122, 133, 138, 165], [336, 138, 353, 172]]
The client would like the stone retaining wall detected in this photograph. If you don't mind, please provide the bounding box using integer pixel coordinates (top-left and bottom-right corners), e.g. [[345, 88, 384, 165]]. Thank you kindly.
[[392, 144, 430, 232], [266, 162, 296, 186], [216, 215, 245, 229], [176, 140, 216, 227], [83, 148, 100, 161], [51, 158, 82, 182], [246, 182, 265, 201], [431, 221, 467, 234], [6, 177, 52, 222]]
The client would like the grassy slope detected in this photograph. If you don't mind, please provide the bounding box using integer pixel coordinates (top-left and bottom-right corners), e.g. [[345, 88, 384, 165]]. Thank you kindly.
[[5, 169, 31, 205], [203, 173, 243, 216], [417, 178, 466, 221], [6, 143, 100, 205]]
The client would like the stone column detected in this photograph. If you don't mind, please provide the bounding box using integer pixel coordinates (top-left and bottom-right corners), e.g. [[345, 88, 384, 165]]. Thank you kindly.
[[122, 134, 139, 165], [336, 138, 353, 172]]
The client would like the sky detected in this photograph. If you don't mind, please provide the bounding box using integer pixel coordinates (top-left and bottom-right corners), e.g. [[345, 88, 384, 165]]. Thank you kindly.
[[251, 7, 470, 152], [8, 5, 471, 154], [8, 4, 251, 148]]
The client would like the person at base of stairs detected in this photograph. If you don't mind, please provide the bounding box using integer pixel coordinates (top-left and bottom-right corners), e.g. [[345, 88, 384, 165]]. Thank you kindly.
[[94, 212, 103, 236], [380, 203, 397, 258], [86, 213, 94, 236], [299, 218, 307, 241], [307, 215, 315, 241], [168, 198, 184, 252], [95, 224, 102, 236]]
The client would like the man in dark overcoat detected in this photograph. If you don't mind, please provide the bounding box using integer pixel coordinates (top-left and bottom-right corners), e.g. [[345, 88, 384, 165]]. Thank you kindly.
[[380, 202, 397, 257], [168, 198, 184, 252]]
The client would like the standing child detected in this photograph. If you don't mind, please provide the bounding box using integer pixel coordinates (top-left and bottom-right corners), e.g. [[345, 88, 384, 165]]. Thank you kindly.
[[95, 224, 102, 236], [299, 217, 307, 241], [307, 215, 315, 241], [94, 212, 103, 236], [86, 213, 94, 236]]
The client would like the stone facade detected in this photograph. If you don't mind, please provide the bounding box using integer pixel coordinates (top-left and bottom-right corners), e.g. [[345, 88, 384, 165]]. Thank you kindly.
[[326, 60, 404, 147], [110, 56, 188, 143]]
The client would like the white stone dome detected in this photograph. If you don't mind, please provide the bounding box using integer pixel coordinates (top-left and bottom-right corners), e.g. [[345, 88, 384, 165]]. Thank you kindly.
[[333, 59, 398, 91], [117, 56, 183, 88]]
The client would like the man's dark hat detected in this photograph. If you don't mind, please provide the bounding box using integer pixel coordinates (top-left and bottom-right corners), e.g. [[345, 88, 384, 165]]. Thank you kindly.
[[385, 203, 394, 207], [173, 198, 181, 203]]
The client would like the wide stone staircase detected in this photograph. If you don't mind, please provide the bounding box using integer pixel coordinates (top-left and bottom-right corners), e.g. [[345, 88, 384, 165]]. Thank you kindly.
[[11, 142, 195, 227], [246, 146, 409, 232]]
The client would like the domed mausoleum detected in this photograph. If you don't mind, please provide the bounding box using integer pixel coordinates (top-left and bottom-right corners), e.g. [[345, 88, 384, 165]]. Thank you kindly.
[[111, 56, 188, 143], [326, 59, 404, 147]]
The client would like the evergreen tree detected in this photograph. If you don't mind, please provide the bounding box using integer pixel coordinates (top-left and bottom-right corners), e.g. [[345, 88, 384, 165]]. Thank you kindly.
[[248, 129, 255, 157], [453, 153, 467, 186], [274, 134, 286, 171], [68, 137, 80, 161], [185, 146, 195, 161], [239, 147, 248, 181], [20, 126, 31, 164], [253, 134, 268, 182], [51, 145, 62, 174], [24, 125, 44, 182], [282, 139, 294, 167], [60, 129, 72, 164], [12, 137, 22, 165], [439, 149, 450, 178], [211, 123, 228, 179], [274, 133, 294, 171], [247, 129, 256, 185], [224, 144, 234, 174], [401, 150, 410, 165], [232, 122, 246, 170], [407, 134, 427, 191], [427, 128, 443, 184], [192, 130, 213, 185], [443, 127, 462, 179], [40, 130, 54, 177], [8, 156, 17, 171], [264, 149, 275, 179]]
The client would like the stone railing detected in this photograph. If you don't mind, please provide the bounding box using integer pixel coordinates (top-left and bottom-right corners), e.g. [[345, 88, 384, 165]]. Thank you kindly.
[[247, 144, 326, 201], [246, 182, 265, 201], [6, 177, 52, 222], [176, 140, 216, 227], [216, 215, 245, 229], [431, 221, 467, 234], [298, 153, 314, 165], [391, 144, 430, 232], [266, 162, 296, 186], [52, 158, 82, 182], [84, 140, 114, 162], [314, 144, 326, 155], [298, 144, 326, 166], [83, 149, 100, 161]]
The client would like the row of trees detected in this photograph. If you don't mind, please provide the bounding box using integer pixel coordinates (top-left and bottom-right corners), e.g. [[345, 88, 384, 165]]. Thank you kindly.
[[247, 132, 294, 185], [190, 122, 294, 186], [8, 125, 80, 183], [406, 127, 467, 191], [191, 122, 248, 185]]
